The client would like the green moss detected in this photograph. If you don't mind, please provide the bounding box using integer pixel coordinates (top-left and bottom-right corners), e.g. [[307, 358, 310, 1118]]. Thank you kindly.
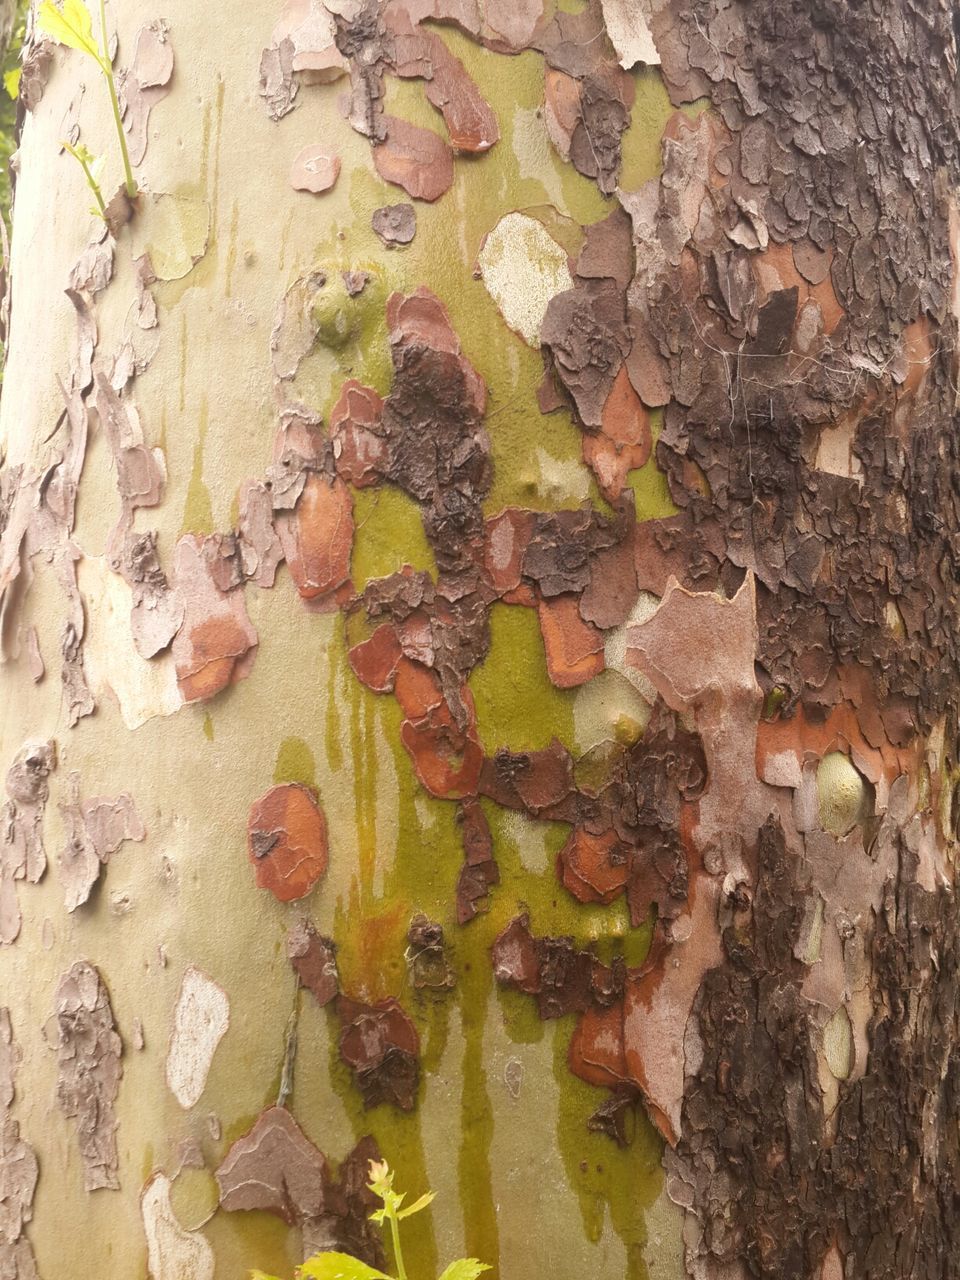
[[273, 737, 317, 789], [469, 605, 576, 755], [350, 487, 437, 591]]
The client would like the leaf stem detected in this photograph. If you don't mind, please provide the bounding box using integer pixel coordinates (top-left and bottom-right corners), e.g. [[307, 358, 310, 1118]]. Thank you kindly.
[[63, 141, 106, 216], [387, 1207, 408, 1280], [97, 0, 136, 198]]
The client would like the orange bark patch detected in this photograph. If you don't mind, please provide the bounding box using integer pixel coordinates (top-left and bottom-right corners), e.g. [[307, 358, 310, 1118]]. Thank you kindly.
[[172, 535, 258, 704], [330, 380, 385, 487], [393, 658, 444, 719], [400, 699, 484, 799], [570, 1001, 629, 1089], [582, 365, 652, 499], [559, 826, 629, 904], [483, 508, 535, 598], [279, 474, 353, 601], [349, 624, 402, 693], [247, 783, 329, 903], [537, 593, 604, 688], [756, 684, 914, 792]]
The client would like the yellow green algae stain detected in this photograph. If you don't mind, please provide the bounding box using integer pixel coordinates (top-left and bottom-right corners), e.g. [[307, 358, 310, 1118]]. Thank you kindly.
[[469, 604, 577, 755], [351, 487, 437, 591], [168, 1165, 220, 1232], [284, 251, 395, 423], [318, 622, 501, 1276], [456, 923, 500, 1276], [326, 1020, 440, 1280], [205, 1205, 294, 1280], [201, 712, 214, 741], [322, 698, 467, 1280], [290, 36, 696, 1279], [274, 737, 317, 789], [552, 1020, 663, 1280], [182, 396, 214, 534], [481, 799, 653, 960], [367, 44, 608, 517], [484, 796, 661, 1278], [627, 409, 680, 521]]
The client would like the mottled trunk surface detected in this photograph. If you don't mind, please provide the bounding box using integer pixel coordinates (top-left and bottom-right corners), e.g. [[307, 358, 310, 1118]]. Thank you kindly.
[[1, 2, 958, 1279]]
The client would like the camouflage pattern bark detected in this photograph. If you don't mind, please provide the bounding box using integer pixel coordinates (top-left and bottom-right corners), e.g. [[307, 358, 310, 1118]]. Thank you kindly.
[[0, 1, 958, 1279]]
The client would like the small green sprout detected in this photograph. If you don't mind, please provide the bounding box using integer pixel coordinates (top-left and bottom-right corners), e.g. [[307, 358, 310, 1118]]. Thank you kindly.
[[251, 1159, 491, 1280], [37, 0, 137, 202], [61, 139, 106, 216]]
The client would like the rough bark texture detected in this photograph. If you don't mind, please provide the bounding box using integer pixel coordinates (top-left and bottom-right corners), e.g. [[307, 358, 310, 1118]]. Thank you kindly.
[[0, 1, 958, 1278]]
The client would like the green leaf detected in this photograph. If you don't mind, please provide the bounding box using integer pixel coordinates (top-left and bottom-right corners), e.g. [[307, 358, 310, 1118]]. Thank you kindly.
[[250, 1272, 284, 1280], [298, 1252, 393, 1280], [3, 68, 20, 100], [37, 0, 101, 61], [437, 1260, 492, 1280], [68, 140, 95, 165], [397, 1191, 436, 1220]]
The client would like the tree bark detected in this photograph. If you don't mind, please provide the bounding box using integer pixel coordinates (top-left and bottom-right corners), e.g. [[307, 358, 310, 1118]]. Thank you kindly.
[[1, 2, 958, 1279]]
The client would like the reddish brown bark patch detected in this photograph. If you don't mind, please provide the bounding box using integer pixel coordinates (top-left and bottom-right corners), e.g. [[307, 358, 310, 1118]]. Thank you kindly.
[[456, 797, 500, 923], [216, 1105, 327, 1222], [337, 996, 420, 1110], [216, 1106, 386, 1269], [373, 116, 454, 201], [330, 381, 386, 487], [247, 784, 329, 903], [348, 624, 402, 693], [288, 919, 340, 1006], [371, 203, 417, 247]]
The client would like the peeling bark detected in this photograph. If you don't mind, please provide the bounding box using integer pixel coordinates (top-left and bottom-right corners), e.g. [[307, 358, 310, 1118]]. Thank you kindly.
[[51, 963, 122, 1192], [2, 0, 959, 1275]]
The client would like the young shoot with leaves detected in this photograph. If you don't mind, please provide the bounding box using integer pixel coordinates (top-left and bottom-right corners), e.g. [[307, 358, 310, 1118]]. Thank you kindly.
[[252, 1160, 491, 1280], [36, 0, 137, 215]]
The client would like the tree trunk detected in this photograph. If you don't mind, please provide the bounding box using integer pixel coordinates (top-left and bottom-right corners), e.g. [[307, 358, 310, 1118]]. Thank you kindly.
[[1, 2, 958, 1278]]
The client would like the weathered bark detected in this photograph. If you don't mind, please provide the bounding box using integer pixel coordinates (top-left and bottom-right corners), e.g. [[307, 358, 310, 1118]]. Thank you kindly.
[[1, 2, 958, 1279]]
